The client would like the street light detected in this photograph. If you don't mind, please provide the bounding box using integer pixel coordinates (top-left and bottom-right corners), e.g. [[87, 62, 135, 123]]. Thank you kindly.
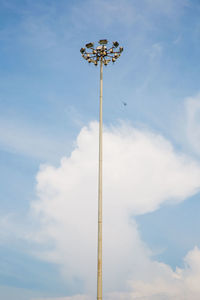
[[80, 39, 123, 300]]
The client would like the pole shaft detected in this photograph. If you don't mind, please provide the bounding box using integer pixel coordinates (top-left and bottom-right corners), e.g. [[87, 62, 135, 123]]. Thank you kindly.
[[97, 58, 103, 300]]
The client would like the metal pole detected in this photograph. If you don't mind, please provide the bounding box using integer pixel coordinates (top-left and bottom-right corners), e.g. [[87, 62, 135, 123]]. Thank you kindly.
[[97, 57, 103, 300], [80, 39, 123, 300]]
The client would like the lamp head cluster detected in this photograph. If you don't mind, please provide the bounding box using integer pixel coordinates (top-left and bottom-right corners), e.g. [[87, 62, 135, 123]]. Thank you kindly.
[[80, 39, 123, 66]]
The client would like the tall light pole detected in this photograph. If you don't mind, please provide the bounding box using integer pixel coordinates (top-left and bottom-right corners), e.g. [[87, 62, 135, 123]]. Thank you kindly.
[[80, 39, 123, 300]]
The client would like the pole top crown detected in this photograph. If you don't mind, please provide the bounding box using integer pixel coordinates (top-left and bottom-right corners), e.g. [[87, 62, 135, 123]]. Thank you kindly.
[[80, 39, 123, 66]]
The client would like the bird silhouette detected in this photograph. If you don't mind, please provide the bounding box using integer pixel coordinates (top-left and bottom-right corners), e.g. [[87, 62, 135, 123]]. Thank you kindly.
[[122, 101, 127, 106]]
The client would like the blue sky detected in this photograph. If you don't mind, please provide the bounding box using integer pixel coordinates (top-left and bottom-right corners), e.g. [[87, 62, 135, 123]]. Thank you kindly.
[[1, 0, 200, 299]]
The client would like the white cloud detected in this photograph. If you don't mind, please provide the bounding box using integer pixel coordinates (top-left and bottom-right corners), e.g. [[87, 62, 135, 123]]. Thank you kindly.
[[0, 117, 71, 161], [144, 0, 189, 16], [34, 296, 91, 300], [30, 122, 200, 298], [70, 0, 137, 29], [0, 285, 42, 300], [184, 94, 200, 155], [106, 246, 200, 299], [33, 247, 200, 299], [148, 43, 163, 61], [70, 0, 189, 33]]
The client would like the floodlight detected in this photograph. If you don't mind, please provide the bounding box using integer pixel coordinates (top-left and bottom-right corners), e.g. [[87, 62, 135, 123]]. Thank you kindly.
[[104, 59, 110, 65], [80, 48, 85, 54], [112, 57, 116, 62], [113, 41, 119, 48], [97, 45, 103, 50], [99, 39, 108, 45], [86, 42, 94, 48]]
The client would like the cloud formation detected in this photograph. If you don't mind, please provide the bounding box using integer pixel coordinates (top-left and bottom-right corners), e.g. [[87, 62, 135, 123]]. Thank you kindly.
[[31, 122, 200, 298], [0, 117, 72, 161], [184, 94, 200, 156], [34, 247, 200, 299]]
